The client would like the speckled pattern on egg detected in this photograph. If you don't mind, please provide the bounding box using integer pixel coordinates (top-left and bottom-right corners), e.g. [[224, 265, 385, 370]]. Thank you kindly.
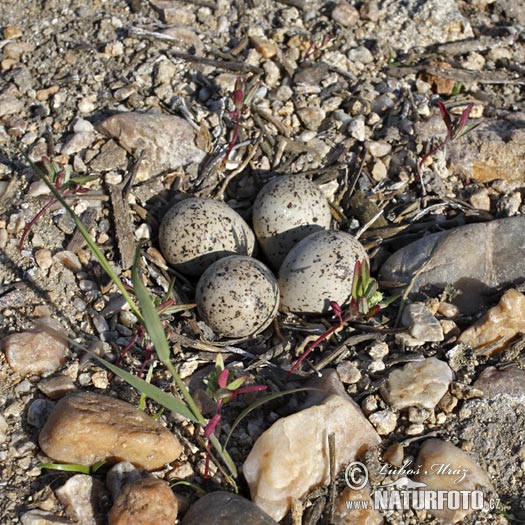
[[158, 198, 255, 278], [252, 175, 332, 269], [196, 256, 280, 338], [278, 230, 368, 315]]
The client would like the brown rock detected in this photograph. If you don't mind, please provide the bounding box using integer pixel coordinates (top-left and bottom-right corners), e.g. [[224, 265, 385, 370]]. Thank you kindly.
[[2, 318, 68, 376], [243, 394, 381, 521], [90, 139, 127, 172], [331, 1, 360, 27], [473, 365, 525, 398], [250, 36, 278, 59], [414, 439, 495, 523], [458, 289, 525, 354], [108, 478, 178, 525], [37, 374, 76, 400], [96, 112, 205, 181], [39, 392, 183, 470]]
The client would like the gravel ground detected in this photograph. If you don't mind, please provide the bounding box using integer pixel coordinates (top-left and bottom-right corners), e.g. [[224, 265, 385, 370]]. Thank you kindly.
[[1, 0, 525, 523]]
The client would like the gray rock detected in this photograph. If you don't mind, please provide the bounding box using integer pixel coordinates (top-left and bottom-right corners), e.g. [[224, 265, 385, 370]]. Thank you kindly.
[[55, 474, 108, 525], [181, 491, 278, 525], [473, 366, 525, 398], [27, 399, 56, 429], [89, 139, 127, 172], [380, 357, 453, 410], [0, 94, 24, 117], [401, 302, 444, 342], [62, 132, 95, 155], [0, 414, 9, 444], [20, 509, 74, 524], [380, 217, 525, 314], [96, 112, 205, 181], [106, 461, 143, 499]]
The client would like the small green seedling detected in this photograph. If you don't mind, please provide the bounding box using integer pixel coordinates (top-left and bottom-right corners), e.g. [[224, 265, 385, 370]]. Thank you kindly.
[[289, 260, 396, 375]]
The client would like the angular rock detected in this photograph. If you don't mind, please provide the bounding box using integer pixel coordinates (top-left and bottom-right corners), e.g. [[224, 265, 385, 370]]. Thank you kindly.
[[181, 491, 278, 525], [413, 439, 495, 523], [37, 374, 76, 400], [2, 318, 68, 376], [39, 392, 183, 470], [108, 478, 178, 525], [20, 509, 74, 524], [0, 93, 24, 117], [331, 1, 360, 27], [62, 131, 95, 155], [333, 487, 384, 525], [380, 217, 525, 314], [458, 289, 525, 354], [243, 394, 381, 521], [473, 366, 525, 398], [96, 112, 205, 181], [55, 474, 108, 525], [418, 112, 525, 183], [89, 139, 127, 172], [106, 462, 143, 499], [401, 302, 444, 342], [380, 357, 453, 410]]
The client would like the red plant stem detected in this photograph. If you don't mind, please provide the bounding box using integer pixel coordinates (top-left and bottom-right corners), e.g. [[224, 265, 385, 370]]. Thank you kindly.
[[224, 112, 241, 163], [18, 196, 58, 251], [288, 312, 349, 376]]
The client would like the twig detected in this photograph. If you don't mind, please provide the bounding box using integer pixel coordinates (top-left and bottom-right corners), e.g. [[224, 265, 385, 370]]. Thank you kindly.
[[168, 50, 263, 74], [324, 433, 336, 525]]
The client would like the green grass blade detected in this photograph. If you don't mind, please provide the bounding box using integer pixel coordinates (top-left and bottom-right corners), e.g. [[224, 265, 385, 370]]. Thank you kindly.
[[138, 362, 155, 411], [40, 463, 91, 474], [91, 353, 198, 422], [131, 246, 171, 363], [22, 152, 144, 323]]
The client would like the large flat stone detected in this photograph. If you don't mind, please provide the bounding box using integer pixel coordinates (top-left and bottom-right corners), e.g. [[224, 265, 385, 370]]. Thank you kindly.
[[380, 217, 525, 314], [96, 112, 205, 181]]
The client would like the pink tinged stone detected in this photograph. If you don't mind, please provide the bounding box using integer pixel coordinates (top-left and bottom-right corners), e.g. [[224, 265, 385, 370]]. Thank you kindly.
[[333, 487, 384, 525], [242, 394, 381, 521], [458, 288, 525, 354], [380, 357, 453, 410], [39, 392, 183, 470], [96, 112, 205, 181], [413, 439, 495, 523], [2, 318, 68, 376]]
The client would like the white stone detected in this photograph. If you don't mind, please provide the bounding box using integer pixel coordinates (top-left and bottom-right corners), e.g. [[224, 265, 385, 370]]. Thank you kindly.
[[243, 394, 380, 521]]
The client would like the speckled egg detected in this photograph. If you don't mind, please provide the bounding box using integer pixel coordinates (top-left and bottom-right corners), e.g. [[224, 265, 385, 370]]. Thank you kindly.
[[278, 230, 368, 314], [196, 256, 280, 338], [159, 198, 255, 278], [252, 176, 332, 269]]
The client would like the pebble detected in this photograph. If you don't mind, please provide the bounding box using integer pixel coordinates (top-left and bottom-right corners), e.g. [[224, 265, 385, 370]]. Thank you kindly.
[[366, 140, 392, 158], [347, 118, 366, 141], [109, 478, 178, 525], [54, 250, 82, 271], [336, 361, 362, 384], [27, 399, 56, 429], [37, 374, 76, 400], [368, 409, 397, 435], [61, 132, 95, 155], [331, 1, 360, 27], [333, 487, 383, 525], [106, 462, 143, 499], [0, 93, 23, 117], [20, 510, 74, 524], [181, 491, 278, 525], [473, 366, 525, 398], [401, 302, 444, 342], [243, 394, 380, 521], [380, 217, 525, 314], [380, 357, 453, 410], [55, 474, 108, 525], [250, 36, 278, 59], [39, 392, 183, 470], [413, 438, 494, 523], [161, 26, 203, 55], [97, 113, 205, 181], [35, 249, 54, 270], [90, 140, 128, 172], [297, 107, 325, 131], [458, 289, 525, 354], [2, 318, 69, 376], [383, 442, 404, 467], [0, 414, 9, 444]]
